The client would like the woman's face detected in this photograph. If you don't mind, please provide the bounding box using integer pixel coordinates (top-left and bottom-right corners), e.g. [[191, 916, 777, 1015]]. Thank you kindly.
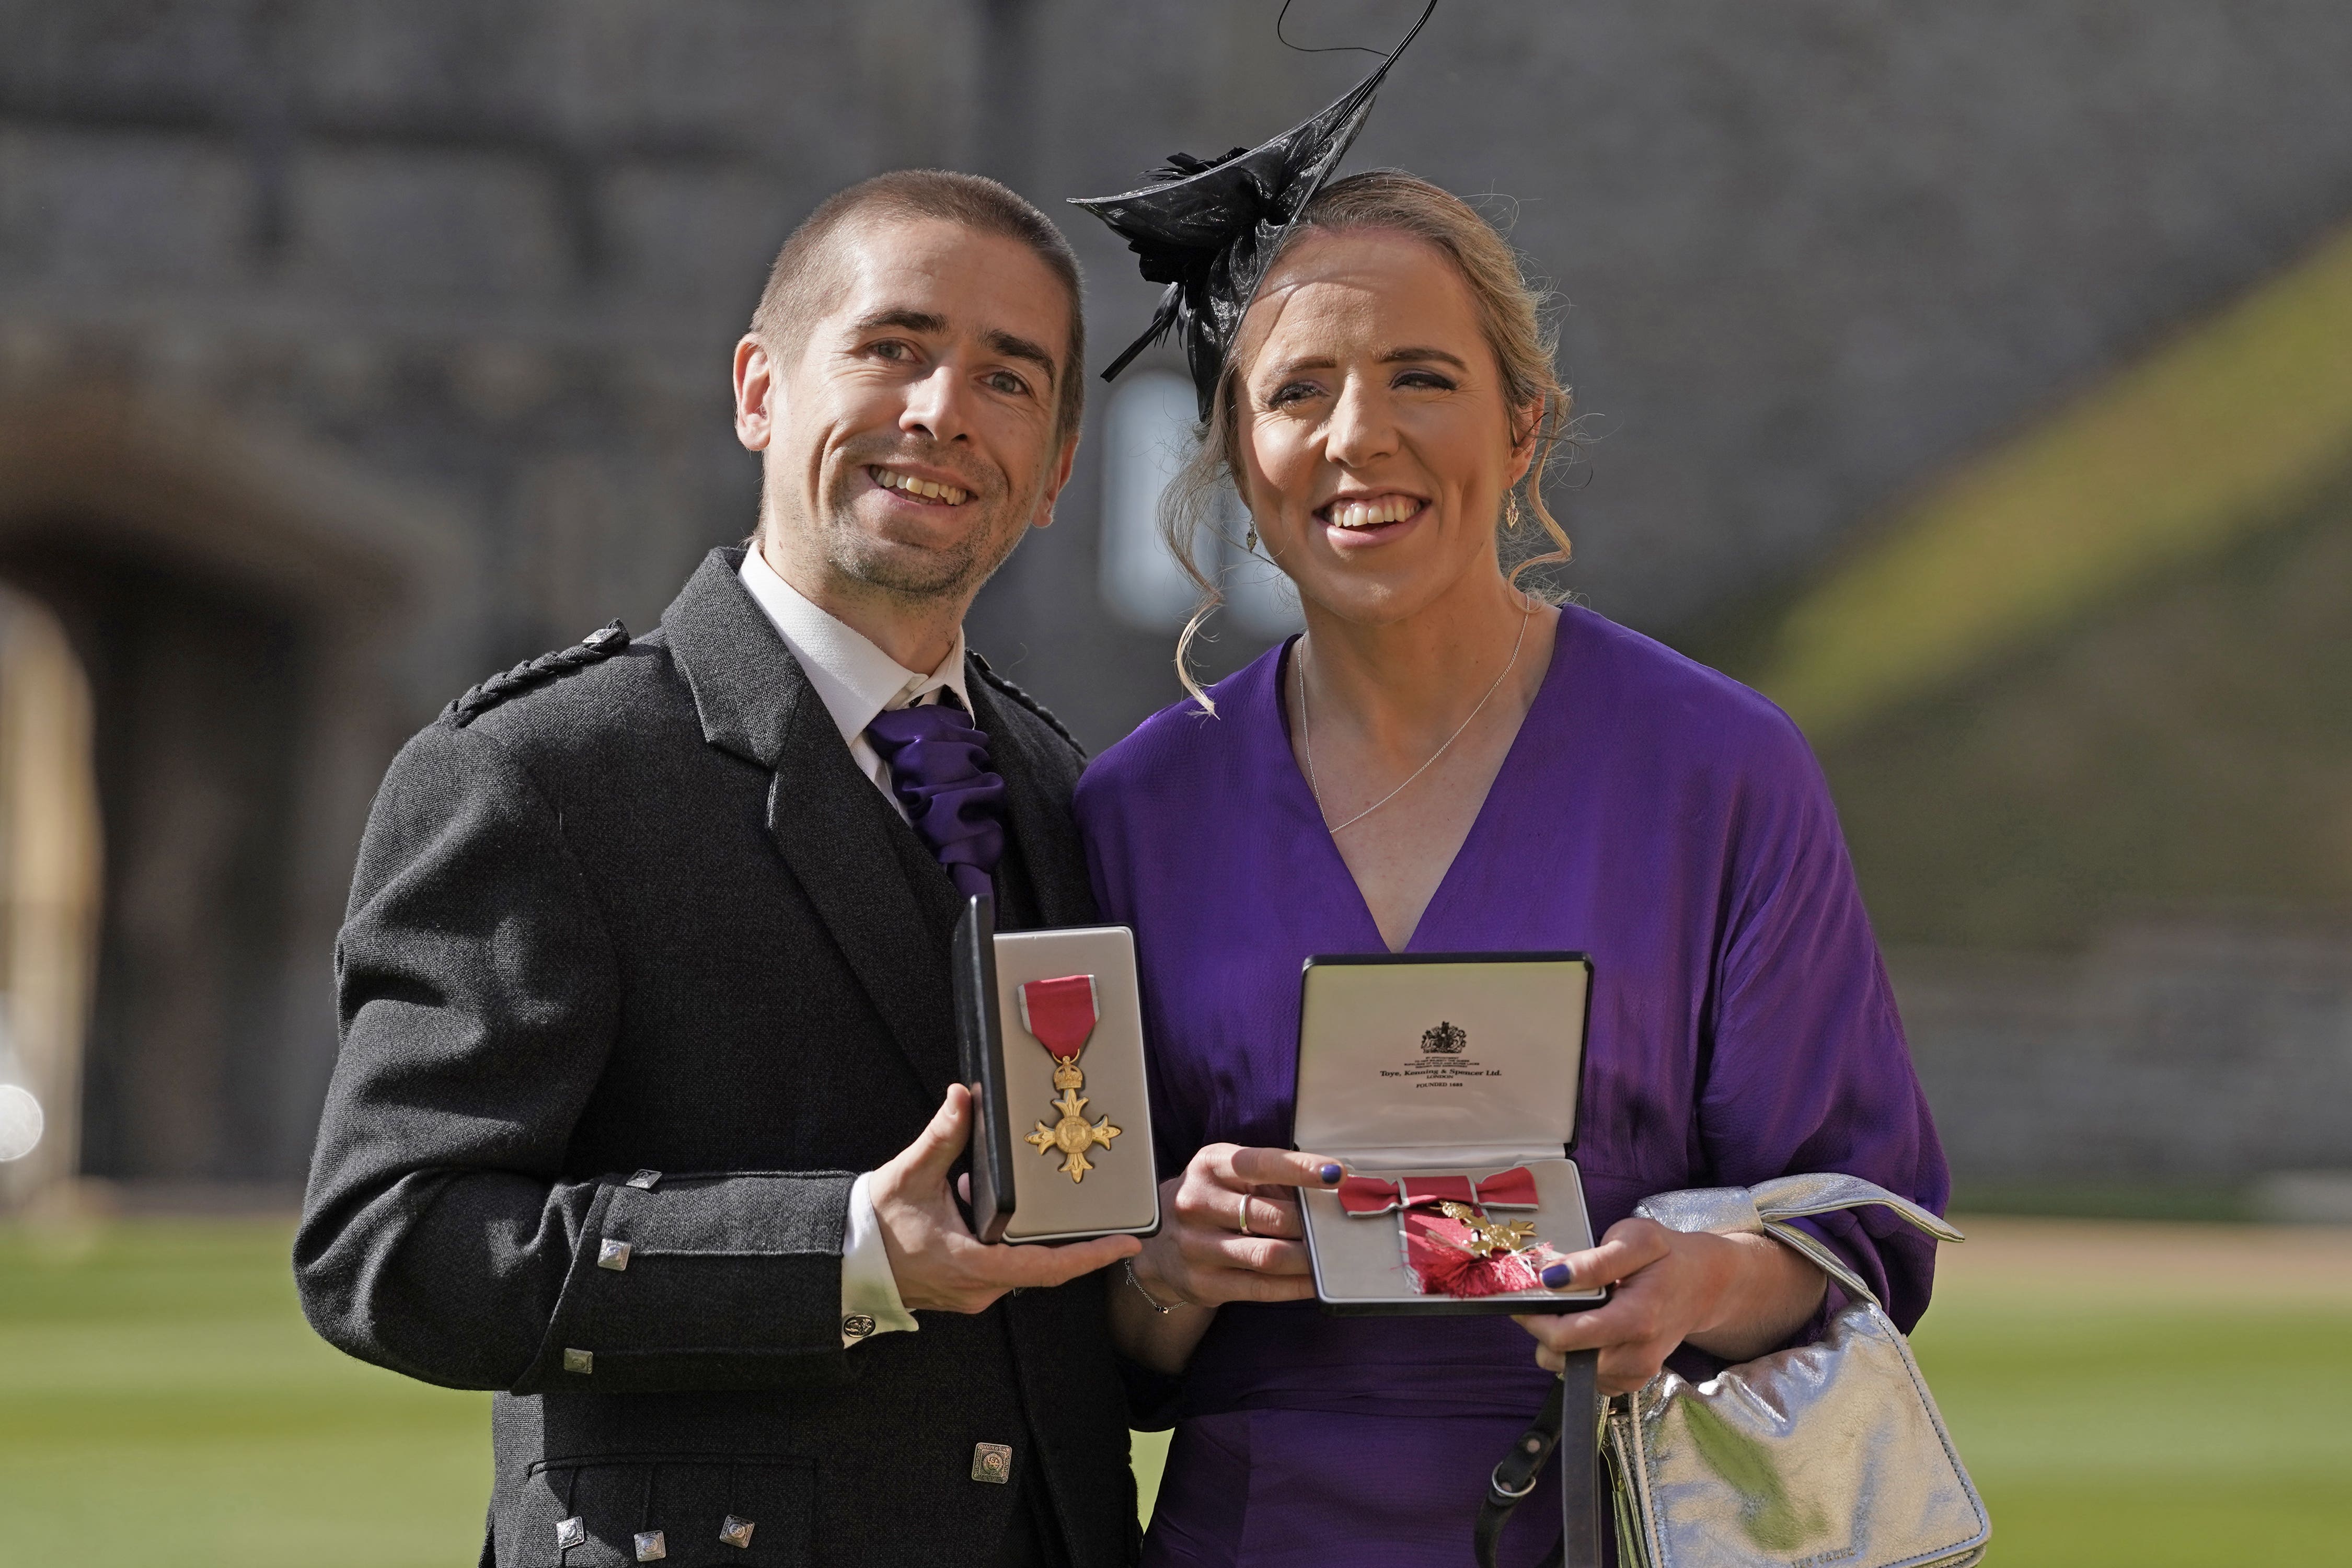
[[1231, 227, 1536, 627]]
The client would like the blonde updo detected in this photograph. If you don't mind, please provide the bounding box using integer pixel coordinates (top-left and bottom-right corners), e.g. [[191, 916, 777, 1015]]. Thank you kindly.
[[1162, 170, 1575, 708]]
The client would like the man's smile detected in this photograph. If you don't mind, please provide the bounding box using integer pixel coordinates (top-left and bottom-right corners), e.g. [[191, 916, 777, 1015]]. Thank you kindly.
[[868, 464, 974, 506]]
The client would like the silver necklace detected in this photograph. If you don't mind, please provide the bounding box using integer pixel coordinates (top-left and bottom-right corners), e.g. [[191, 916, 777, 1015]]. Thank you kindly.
[[1299, 599, 1534, 836]]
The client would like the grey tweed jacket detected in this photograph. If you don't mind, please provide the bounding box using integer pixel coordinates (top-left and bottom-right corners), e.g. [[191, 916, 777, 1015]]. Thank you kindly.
[[296, 548, 1137, 1568]]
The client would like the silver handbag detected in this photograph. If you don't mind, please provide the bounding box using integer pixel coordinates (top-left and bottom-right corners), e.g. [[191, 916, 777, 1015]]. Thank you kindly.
[[1606, 1174, 1990, 1568], [1474, 1175, 1988, 1568]]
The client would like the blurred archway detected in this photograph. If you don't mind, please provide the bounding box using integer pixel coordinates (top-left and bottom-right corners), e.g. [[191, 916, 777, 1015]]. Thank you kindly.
[[0, 587, 100, 1205], [0, 543, 307, 1186], [0, 384, 471, 1204]]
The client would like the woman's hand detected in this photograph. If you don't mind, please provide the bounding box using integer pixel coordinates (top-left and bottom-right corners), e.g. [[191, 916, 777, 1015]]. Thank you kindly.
[[1128, 1143, 1345, 1311], [1512, 1219, 1827, 1396]]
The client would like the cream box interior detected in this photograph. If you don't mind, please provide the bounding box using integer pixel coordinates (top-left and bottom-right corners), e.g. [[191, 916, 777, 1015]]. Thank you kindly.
[[955, 899, 1160, 1244], [1294, 953, 1605, 1314]]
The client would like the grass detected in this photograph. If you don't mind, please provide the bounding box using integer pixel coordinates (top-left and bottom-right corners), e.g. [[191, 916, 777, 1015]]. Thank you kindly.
[[1906, 1219, 2352, 1563], [2, 1217, 2346, 1565], [0, 1221, 488, 1565]]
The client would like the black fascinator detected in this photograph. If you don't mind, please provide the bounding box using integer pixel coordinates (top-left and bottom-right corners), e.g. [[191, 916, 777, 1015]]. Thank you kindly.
[[1069, 2, 1440, 420]]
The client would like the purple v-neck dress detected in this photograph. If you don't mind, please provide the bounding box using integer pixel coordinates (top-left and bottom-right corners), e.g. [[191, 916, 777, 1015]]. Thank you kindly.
[[1075, 607, 1948, 1568]]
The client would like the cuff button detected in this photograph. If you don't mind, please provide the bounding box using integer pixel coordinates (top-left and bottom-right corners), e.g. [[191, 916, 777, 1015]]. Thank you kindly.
[[841, 1313, 876, 1339]]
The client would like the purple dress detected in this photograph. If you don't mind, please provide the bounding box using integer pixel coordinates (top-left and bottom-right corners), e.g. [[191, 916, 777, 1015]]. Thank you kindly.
[[1074, 608, 1950, 1568]]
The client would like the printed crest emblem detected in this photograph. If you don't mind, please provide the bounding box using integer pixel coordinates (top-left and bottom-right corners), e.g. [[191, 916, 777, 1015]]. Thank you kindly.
[[1420, 1020, 1467, 1055]]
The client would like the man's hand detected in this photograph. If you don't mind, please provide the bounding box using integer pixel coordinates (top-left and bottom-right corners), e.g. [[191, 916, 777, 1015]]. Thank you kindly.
[[870, 1084, 1142, 1313]]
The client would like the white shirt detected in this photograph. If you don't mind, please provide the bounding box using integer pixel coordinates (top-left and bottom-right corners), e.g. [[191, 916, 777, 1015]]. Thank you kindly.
[[739, 547, 972, 818], [740, 547, 970, 1348]]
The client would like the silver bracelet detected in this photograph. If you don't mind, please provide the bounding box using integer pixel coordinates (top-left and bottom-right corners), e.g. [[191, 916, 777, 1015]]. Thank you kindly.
[[1123, 1256, 1184, 1315]]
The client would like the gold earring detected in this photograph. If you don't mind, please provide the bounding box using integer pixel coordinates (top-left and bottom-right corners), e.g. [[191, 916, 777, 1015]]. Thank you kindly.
[[1503, 491, 1523, 532]]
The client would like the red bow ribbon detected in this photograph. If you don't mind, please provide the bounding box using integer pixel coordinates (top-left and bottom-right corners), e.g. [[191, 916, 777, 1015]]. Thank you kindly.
[[1018, 975, 1099, 1058], [1335, 1167, 1539, 1216]]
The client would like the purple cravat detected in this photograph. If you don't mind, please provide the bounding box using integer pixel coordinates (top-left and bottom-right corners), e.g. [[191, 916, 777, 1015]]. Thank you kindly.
[[866, 700, 1006, 903]]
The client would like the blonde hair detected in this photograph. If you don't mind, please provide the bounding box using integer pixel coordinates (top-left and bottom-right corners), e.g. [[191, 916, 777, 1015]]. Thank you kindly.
[[1162, 170, 1574, 710]]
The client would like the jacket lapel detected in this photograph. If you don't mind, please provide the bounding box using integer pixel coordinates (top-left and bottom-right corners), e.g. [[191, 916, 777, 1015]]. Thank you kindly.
[[663, 549, 960, 1098], [967, 671, 1094, 931]]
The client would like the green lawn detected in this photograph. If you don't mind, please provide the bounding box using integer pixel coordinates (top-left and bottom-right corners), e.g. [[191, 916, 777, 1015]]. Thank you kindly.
[[2, 1218, 2345, 1565]]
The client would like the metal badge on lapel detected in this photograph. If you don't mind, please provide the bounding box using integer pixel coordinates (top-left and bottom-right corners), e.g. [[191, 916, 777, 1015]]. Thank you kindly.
[[1017, 974, 1120, 1181]]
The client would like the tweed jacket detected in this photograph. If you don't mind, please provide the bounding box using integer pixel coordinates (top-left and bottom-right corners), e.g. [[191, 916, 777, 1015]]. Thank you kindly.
[[296, 548, 1137, 1568]]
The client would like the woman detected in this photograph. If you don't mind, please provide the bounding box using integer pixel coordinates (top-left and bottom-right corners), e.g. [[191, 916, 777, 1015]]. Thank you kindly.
[[1073, 172, 1949, 1566]]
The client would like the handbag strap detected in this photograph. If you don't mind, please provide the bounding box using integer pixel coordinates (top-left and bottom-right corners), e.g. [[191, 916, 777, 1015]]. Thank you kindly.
[[1634, 1173, 1964, 1308], [1473, 1350, 1602, 1568]]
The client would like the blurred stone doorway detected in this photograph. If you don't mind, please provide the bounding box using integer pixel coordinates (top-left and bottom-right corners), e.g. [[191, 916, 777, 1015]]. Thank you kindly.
[[0, 385, 478, 1210], [0, 543, 310, 1190], [0, 587, 101, 1206]]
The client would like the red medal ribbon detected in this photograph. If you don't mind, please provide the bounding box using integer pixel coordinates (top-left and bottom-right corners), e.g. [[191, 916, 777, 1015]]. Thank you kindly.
[[1403, 1212, 1566, 1297], [1018, 975, 1099, 1058], [1335, 1167, 1539, 1216]]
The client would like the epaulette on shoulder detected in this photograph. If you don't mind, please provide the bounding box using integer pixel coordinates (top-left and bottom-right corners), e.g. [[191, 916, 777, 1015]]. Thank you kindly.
[[970, 653, 1085, 760], [443, 620, 630, 728]]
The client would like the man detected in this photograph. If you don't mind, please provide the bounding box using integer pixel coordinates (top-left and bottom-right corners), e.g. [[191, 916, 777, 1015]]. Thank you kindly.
[[297, 170, 1144, 1568]]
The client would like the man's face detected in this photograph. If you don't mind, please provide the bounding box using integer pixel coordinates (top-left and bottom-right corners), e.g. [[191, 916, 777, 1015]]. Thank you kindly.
[[736, 215, 1077, 608]]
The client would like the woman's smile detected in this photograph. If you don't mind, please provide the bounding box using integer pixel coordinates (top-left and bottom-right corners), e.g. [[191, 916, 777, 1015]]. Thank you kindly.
[[1316, 489, 1430, 549]]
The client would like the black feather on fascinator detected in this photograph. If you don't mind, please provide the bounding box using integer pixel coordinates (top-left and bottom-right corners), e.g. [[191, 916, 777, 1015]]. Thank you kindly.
[[1068, 2, 1440, 421]]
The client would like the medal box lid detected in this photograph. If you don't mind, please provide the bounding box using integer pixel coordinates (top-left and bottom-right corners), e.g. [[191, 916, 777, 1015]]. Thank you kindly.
[[1293, 952, 1592, 1168]]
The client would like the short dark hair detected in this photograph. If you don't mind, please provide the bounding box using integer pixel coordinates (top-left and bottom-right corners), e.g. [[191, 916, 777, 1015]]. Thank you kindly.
[[752, 169, 1086, 439]]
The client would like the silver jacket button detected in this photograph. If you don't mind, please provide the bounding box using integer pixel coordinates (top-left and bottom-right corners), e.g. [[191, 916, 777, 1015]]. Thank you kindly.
[[555, 1516, 586, 1551], [634, 1528, 667, 1561], [597, 1239, 632, 1271], [972, 1442, 1013, 1484], [561, 1348, 593, 1375], [718, 1515, 756, 1549]]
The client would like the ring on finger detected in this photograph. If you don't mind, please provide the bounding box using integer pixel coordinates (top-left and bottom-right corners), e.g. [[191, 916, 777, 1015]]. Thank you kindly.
[[1237, 1198, 1255, 1238]]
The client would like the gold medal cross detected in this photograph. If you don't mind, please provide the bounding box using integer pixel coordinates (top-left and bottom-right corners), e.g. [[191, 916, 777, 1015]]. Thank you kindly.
[[1437, 1200, 1537, 1258], [1026, 1055, 1120, 1182]]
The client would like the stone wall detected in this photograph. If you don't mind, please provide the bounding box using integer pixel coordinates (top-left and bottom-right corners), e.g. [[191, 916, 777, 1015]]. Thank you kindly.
[[2, 1, 2349, 1185], [1895, 919, 2352, 1186], [7, 3, 2352, 736]]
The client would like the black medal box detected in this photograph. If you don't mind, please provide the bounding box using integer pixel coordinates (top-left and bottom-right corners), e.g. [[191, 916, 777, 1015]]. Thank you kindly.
[[1294, 952, 1607, 1316], [953, 896, 1161, 1244]]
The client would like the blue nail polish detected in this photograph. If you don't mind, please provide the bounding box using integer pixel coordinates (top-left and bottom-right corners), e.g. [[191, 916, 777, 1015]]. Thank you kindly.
[[1319, 1163, 1343, 1185], [1541, 1263, 1574, 1289]]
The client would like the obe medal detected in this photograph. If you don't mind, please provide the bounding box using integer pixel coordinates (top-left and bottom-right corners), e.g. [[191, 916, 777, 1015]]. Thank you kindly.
[[1017, 974, 1120, 1182]]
